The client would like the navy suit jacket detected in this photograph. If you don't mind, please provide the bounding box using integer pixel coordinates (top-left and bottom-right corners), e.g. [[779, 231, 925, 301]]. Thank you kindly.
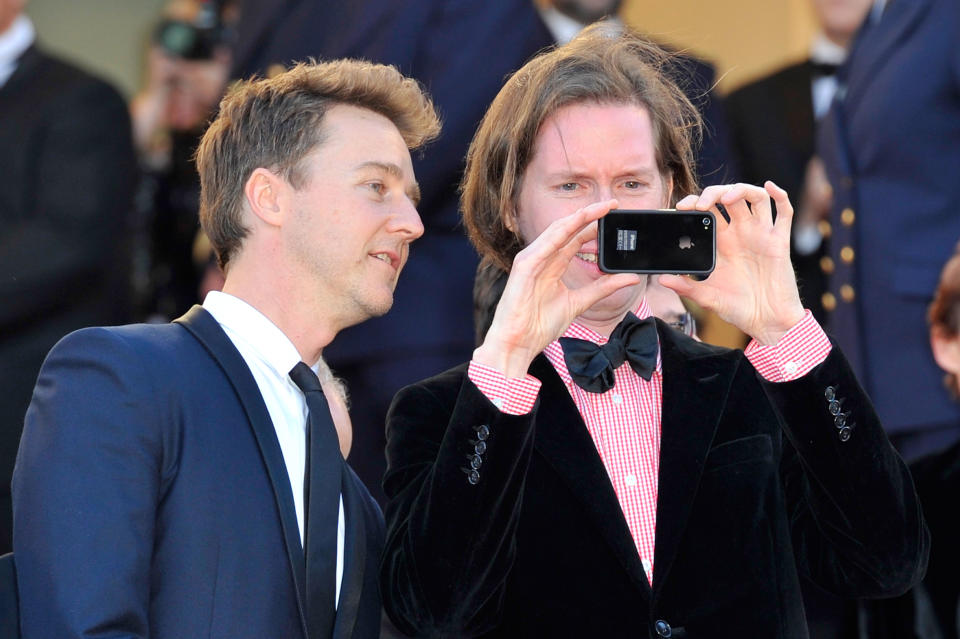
[[817, 0, 960, 436], [13, 306, 384, 639]]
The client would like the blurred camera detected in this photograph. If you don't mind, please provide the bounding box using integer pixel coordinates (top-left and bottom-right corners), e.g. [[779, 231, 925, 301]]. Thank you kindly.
[[152, 1, 228, 60]]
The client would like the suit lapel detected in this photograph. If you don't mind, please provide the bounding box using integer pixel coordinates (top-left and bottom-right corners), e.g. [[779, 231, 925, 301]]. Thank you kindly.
[[175, 306, 309, 636], [0, 46, 40, 100], [651, 325, 740, 602], [332, 466, 368, 639], [844, 0, 932, 106], [529, 354, 651, 595]]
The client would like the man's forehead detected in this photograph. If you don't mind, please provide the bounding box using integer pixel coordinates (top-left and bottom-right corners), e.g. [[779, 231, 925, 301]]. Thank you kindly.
[[531, 102, 657, 172]]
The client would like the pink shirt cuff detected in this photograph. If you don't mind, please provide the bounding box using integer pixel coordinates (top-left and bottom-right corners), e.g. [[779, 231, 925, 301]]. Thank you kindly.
[[744, 310, 832, 383], [467, 361, 541, 415]]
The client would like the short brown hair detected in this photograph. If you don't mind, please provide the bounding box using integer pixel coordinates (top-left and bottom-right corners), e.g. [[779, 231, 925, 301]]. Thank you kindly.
[[461, 23, 702, 271], [928, 246, 960, 395], [197, 59, 441, 269]]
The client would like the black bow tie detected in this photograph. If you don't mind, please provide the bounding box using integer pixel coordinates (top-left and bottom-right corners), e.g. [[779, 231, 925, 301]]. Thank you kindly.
[[810, 60, 841, 77], [559, 313, 659, 394]]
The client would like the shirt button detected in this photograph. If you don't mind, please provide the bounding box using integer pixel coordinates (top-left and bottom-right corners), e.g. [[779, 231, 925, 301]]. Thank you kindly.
[[491, 397, 504, 410], [783, 361, 798, 375], [611, 393, 623, 405], [624, 474, 638, 487], [641, 557, 652, 573]]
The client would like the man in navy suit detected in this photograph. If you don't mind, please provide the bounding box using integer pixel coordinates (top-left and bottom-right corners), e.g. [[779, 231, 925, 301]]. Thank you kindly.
[[13, 59, 440, 638], [818, 0, 960, 461], [231, 0, 555, 504]]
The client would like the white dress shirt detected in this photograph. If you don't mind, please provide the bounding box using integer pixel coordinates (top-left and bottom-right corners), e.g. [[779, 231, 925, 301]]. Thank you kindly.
[[0, 15, 34, 88], [203, 290, 345, 607], [809, 32, 847, 120], [538, 7, 623, 45]]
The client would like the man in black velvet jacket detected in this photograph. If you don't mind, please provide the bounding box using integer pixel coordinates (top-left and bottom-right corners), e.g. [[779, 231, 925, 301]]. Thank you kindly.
[[380, 25, 928, 639]]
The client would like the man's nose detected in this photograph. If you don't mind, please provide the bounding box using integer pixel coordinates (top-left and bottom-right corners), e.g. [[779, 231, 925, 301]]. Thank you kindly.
[[389, 198, 424, 241], [596, 185, 615, 202]]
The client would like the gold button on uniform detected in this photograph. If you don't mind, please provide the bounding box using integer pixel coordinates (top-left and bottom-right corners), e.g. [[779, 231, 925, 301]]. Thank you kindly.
[[822, 292, 837, 311], [818, 220, 832, 238], [840, 246, 855, 263], [820, 256, 835, 274], [840, 284, 855, 302], [841, 208, 856, 226]]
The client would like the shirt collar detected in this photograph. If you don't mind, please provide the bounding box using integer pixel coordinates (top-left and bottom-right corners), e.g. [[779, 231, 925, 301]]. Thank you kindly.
[[809, 31, 848, 66], [0, 15, 35, 87], [561, 297, 653, 345], [537, 8, 624, 46], [202, 290, 311, 380]]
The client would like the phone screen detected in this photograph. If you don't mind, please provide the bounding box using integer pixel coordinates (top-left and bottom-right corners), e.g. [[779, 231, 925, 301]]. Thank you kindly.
[[598, 209, 715, 275]]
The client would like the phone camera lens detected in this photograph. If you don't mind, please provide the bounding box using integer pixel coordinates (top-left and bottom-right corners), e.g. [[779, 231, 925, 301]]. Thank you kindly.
[[702, 217, 711, 226]]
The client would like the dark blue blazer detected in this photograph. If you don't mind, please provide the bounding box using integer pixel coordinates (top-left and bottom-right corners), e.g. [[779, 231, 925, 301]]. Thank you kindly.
[[12, 306, 384, 639], [817, 0, 960, 436]]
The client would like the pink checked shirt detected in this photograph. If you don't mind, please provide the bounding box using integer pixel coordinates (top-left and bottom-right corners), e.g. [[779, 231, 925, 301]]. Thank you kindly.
[[468, 300, 832, 584]]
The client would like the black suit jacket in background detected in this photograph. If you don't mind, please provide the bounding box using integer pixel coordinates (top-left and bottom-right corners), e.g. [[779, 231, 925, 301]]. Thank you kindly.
[[726, 60, 827, 321], [380, 324, 927, 638], [0, 44, 137, 554]]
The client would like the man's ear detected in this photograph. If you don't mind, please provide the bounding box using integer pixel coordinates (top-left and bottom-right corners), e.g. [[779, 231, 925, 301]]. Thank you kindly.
[[503, 204, 519, 234], [931, 327, 960, 376], [244, 167, 285, 227], [664, 174, 675, 207]]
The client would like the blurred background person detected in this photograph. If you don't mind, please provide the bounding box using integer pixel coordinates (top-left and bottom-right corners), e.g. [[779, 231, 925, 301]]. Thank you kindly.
[[860, 245, 960, 639], [726, 0, 873, 323], [818, 0, 960, 462], [0, 0, 137, 555], [645, 276, 699, 340], [130, 0, 234, 321]]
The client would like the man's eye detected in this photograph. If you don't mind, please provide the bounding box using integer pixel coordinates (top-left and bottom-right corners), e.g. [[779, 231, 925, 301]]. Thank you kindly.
[[623, 180, 643, 190], [368, 182, 384, 194], [559, 183, 579, 192]]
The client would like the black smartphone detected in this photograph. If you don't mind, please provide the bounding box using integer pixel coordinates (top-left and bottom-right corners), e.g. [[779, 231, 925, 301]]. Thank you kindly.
[[598, 209, 716, 276]]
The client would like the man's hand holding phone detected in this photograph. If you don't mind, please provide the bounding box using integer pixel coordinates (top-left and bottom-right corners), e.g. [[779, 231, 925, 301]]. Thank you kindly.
[[660, 181, 806, 346]]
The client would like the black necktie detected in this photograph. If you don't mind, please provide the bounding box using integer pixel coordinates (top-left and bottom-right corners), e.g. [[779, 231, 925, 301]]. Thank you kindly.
[[559, 313, 659, 393], [289, 362, 343, 638]]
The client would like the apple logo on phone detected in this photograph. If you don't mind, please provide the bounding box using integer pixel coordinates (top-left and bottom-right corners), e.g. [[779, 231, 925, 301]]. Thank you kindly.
[[678, 236, 694, 250]]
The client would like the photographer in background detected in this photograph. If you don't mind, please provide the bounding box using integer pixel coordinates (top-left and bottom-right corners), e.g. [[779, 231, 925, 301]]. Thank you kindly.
[[131, 0, 234, 321]]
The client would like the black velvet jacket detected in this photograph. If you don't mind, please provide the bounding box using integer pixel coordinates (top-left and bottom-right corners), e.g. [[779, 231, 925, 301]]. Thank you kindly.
[[380, 323, 928, 638]]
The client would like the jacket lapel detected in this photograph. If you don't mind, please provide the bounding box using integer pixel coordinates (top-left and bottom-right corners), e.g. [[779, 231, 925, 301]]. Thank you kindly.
[[332, 466, 368, 639], [844, 0, 932, 106], [529, 354, 651, 596], [175, 305, 309, 635], [651, 325, 740, 602], [0, 46, 40, 99]]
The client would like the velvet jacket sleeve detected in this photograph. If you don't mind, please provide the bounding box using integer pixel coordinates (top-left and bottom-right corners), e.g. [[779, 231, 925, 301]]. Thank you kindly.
[[380, 365, 537, 637], [765, 345, 929, 597]]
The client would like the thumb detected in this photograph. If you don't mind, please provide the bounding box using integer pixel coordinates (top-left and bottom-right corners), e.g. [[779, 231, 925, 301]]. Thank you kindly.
[[657, 273, 696, 299]]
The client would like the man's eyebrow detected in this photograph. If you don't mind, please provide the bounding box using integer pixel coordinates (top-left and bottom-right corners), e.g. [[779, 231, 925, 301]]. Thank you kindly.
[[355, 160, 421, 206], [544, 167, 660, 181]]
